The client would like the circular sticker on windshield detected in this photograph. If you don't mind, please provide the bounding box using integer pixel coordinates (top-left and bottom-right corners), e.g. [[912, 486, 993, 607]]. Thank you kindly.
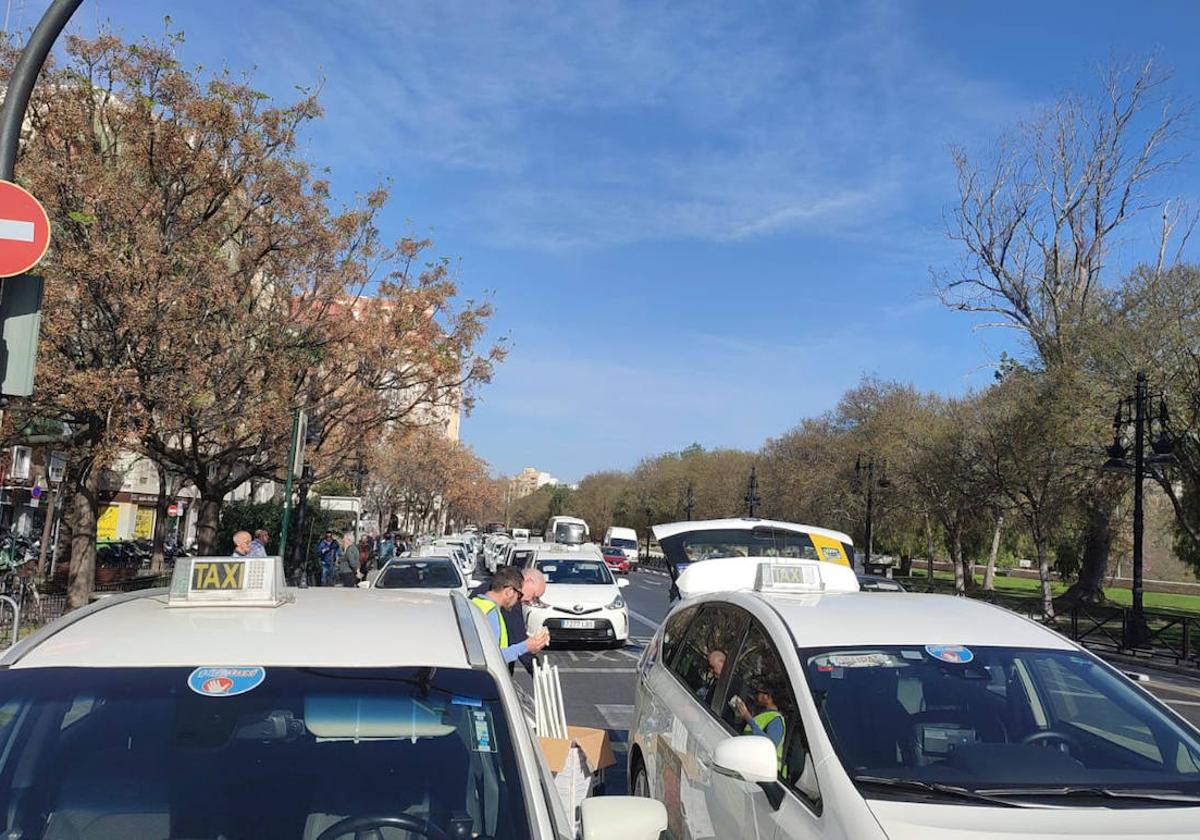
[[188, 666, 266, 697], [924, 645, 974, 665]]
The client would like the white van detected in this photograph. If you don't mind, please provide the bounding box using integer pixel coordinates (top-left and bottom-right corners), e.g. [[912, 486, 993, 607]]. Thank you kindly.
[[511, 527, 530, 542], [545, 515, 589, 546], [603, 525, 640, 569]]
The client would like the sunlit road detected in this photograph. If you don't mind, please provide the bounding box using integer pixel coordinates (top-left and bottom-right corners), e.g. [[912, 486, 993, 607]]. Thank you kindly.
[[512, 567, 1200, 795]]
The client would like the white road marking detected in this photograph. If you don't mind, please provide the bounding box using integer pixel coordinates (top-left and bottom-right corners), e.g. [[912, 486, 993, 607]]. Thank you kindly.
[[628, 608, 662, 631], [0, 219, 34, 242], [1166, 699, 1200, 707], [596, 703, 635, 730]]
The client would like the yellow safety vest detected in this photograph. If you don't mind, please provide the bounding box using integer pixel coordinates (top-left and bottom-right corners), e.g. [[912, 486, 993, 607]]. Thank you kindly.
[[471, 595, 508, 648], [744, 710, 786, 774]]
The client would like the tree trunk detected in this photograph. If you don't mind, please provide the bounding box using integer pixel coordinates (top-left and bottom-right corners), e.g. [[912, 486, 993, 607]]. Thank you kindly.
[[1061, 503, 1112, 605], [983, 513, 1004, 591], [195, 493, 223, 555], [66, 468, 102, 609], [950, 527, 965, 594], [924, 514, 936, 592], [149, 462, 171, 573], [1034, 526, 1055, 620]]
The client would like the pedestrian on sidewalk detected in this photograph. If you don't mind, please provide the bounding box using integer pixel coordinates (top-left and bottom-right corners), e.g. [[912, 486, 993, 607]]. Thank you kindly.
[[337, 532, 360, 587], [249, 529, 269, 558], [232, 531, 253, 557], [316, 530, 338, 586]]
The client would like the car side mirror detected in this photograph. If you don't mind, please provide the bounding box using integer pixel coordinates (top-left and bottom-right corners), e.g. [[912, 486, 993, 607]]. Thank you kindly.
[[712, 735, 777, 784], [579, 796, 667, 840], [617, 577, 630, 589]]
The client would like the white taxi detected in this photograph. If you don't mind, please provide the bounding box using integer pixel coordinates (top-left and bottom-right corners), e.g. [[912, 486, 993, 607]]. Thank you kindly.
[[629, 555, 1200, 839], [371, 555, 469, 596], [0, 555, 665, 840], [522, 547, 631, 648]]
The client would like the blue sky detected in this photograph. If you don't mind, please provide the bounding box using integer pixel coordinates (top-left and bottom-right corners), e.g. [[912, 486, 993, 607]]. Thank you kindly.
[[62, 1, 1200, 480]]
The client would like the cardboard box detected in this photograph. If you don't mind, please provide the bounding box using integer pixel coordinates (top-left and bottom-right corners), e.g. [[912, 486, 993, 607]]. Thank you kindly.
[[538, 726, 616, 827], [538, 725, 616, 774]]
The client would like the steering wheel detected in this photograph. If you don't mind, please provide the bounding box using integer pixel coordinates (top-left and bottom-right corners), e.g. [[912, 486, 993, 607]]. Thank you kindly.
[[315, 814, 449, 840], [1020, 729, 1080, 753]]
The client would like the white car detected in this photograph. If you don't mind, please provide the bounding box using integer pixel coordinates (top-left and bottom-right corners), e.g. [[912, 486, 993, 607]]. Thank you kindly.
[[629, 555, 1200, 840], [372, 556, 469, 596], [429, 541, 475, 577], [0, 555, 665, 840], [524, 550, 631, 648]]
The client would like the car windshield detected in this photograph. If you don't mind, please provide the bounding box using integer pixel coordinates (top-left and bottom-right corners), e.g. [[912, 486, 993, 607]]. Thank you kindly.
[[609, 538, 638, 550], [802, 645, 1200, 799], [0, 666, 531, 838], [537, 560, 613, 585], [375, 560, 461, 589]]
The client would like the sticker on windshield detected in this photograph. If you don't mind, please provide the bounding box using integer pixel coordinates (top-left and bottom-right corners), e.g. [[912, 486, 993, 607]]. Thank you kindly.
[[470, 709, 497, 753], [817, 652, 905, 669], [187, 666, 266, 697], [924, 645, 974, 664]]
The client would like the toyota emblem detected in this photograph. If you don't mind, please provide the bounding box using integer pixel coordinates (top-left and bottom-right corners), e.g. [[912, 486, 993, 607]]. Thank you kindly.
[[573, 605, 584, 613]]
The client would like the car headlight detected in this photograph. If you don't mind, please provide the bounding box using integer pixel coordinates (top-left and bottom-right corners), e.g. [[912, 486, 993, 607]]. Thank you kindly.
[[607, 595, 626, 610]]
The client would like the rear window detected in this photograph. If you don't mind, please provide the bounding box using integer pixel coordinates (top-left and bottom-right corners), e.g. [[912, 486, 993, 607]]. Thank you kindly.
[[609, 538, 638, 550], [376, 561, 461, 589], [536, 560, 613, 585]]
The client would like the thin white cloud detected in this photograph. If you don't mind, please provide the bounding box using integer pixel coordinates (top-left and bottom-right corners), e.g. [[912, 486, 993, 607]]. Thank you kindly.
[[220, 1, 1027, 251]]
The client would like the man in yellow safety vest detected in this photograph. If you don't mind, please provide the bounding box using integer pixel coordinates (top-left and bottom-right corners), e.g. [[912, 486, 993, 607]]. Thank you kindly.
[[734, 675, 787, 775], [471, 566, 549, 664]]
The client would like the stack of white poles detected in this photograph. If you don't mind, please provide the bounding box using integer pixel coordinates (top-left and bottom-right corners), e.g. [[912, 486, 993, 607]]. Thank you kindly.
[[533, 658, 568, 739]]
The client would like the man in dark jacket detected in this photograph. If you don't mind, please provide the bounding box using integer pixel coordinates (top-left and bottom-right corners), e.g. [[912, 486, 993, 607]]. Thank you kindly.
[[470, 568, 546, 676]]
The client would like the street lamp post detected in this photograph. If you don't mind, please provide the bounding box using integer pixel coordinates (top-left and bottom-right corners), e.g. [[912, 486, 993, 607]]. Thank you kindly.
[[683, 481, 695, 521], [1103, 371, 1175, 649], [854, 455, 891, 570], [744, 468, 761, 518]]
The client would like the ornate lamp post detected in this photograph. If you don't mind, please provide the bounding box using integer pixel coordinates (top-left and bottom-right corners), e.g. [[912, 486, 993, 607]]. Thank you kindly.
[[1103, 372, 1175, 649], [854, 455, 891, 569], [744, 468, 761, 518]]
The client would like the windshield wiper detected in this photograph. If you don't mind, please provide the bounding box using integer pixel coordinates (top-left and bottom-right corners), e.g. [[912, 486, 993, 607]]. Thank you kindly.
[[975, 786, 1200, 805], [852, 775, 1023, 808]]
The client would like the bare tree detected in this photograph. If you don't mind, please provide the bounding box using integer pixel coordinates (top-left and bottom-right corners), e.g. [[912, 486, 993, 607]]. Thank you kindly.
[[939, 58, 1190, 602]]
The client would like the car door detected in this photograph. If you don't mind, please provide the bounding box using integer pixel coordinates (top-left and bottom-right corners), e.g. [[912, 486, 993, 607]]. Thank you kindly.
[[717, 617, 823, 840], [647, 602, 750, 840]]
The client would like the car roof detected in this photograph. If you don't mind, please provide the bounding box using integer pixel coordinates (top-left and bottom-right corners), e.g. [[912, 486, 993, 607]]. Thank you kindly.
[[705, 591, 1075, 651], [7, 589, 472, 669]]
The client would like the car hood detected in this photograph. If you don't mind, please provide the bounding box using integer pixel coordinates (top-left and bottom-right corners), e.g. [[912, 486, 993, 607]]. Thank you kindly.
[[867, 800, 1200, 839], [538, 583, 619, 609]]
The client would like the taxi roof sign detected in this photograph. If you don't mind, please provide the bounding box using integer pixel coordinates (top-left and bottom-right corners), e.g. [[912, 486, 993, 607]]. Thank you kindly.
[[168, 556, 290, 608], [755, 561, 824, 593]]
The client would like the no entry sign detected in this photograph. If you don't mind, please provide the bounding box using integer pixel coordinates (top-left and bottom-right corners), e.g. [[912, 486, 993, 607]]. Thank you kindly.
[[0, 181, 49, 278]]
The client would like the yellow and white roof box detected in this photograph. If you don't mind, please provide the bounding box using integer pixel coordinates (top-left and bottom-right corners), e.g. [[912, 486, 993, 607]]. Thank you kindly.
[[168, 555, 291, 608]]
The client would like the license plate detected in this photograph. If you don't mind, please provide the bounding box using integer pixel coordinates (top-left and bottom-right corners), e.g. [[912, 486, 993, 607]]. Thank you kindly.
[[561, 619, 593, 629]]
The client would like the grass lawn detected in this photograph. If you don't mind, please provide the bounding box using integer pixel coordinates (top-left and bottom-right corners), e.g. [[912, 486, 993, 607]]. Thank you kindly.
[[901, 568, 1200, 616]]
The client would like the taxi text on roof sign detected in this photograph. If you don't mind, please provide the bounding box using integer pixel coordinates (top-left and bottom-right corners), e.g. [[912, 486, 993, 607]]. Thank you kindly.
[[754, 561, 825, 593], [168, 555, 290, 608]]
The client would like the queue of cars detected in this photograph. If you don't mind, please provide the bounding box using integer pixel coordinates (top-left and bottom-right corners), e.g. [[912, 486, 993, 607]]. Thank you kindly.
[[0, 555, 665, 839], [627, 518, 1200, 839]]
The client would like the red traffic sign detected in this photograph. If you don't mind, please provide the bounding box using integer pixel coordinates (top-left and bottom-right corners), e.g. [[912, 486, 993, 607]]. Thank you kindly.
[[168, 504, 179, 517], [0, 181, 49, 278]]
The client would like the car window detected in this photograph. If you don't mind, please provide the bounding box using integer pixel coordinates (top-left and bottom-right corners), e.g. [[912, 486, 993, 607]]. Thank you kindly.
[[721, 622, 817, 803], [1030, 656, 1162, 762], [661, 605, 699, 668], [376, 561, 462, 589], [668, 605, 749, 708], [0, 667, 531, 839], [536, 560, 612, 585]]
